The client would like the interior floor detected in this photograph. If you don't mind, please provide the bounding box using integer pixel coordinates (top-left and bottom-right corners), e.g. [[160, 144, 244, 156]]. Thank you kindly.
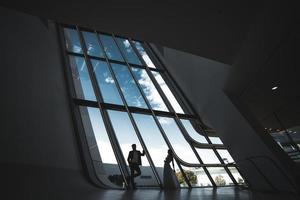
[[1, 163, 299, 200]]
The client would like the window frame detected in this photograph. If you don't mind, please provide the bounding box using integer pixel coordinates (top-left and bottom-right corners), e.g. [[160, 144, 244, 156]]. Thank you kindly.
[[58, 23, 246, 189]]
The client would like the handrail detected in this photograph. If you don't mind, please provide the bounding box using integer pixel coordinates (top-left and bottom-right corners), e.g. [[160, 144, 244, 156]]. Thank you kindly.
[[236, 155, 299, 193]]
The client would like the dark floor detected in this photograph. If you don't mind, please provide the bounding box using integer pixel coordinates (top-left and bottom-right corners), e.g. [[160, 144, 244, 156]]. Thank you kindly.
[[92, 187, 299, 200], [1, 164, 299, 200]]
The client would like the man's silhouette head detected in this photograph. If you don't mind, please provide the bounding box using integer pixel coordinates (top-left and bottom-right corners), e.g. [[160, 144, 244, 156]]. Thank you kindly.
[[132, 144, 136, 150]]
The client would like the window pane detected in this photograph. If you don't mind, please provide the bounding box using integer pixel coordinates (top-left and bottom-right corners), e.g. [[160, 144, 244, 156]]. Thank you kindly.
[[131, 67, 169, 111], [107, 110, 158, 187], [209, 137, 223, 145], [82, 31, 105, 58], [111, 63, 148, 109], [217, 149, 235, 164], [207, 167, 234, 186], [116, 38, 142, 65], [69, 55, 96, 101], [180, 166, 212, 187], [81, 107, 117, 164], [180, 119, 208, 143], [157, 116, 198, 164], [228, 167, 245, 185], [99, 34, 124, 61], [152, 71, 184, 113], [195, 149, 221, 164], [132, 41, 156, 68], [132, 113, 170, 181], [64, 28, 82, 54], [91, 59, 123, 105], [79, 106, 122, 188]]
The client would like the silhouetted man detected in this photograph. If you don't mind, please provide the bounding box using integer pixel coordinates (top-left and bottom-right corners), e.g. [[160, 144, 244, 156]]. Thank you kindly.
[[127, 144, 145, 189]]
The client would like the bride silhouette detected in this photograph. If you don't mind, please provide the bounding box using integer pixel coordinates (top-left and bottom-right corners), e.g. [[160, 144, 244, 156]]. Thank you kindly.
[[163, 149, 180, 189]]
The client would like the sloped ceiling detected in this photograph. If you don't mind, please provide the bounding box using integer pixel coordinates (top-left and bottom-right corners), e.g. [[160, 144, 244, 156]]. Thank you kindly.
[[1, 1, 263, 65]]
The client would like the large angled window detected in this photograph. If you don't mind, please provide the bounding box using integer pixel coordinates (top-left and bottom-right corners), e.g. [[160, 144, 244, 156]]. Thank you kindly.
[[62, 26, 245, 189]]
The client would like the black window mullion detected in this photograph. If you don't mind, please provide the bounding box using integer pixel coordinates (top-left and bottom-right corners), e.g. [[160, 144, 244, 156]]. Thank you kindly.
[[77, 27, 131, 188], [129, 41, 212, 151], [232, 165, 249, 186], [175, 161, 192, 188], [96, 31, 164, 188], [145, 43, 223, 148], [145, 43, 243, 187], [128, 39, 179, 114], [58, 25, 107, 187], [110, 33, 165, 188], [62, 23, 244, 189], [175, 118, 217, 187], [142, 43, 193, 114], [129, 38, 205, 188], [133, 41, 217, 187], [66, 51, 85, 58], [212, 147, 239, 185]]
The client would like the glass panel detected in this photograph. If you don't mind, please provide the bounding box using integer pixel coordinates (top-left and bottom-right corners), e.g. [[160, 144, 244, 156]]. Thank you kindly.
[[82, 31, 105, 58], [132, 41, 156, 68], [91, 59, 123, 105], [132, 113, 167, 180], [111, 63, 148, 109], [180, 119, 208, 143], [180, 166, 212, 187], [207, 167, 234, 186], [116, 38, 142, 65], [131, 67, 169, 112], [157, 116, 198, 164], [217, 149, 235, 164], [195, 149, 221, 164], [64, 28, 82, 54], [209, 136, 223, 145], [68, 55, 96, 101], [79, 106, 122, 188], [107, 110, 158, 187], [99, 34, 124, 61], [270, 128, 300, 163], [228, 167, 245, 185], [152, 71, 184, 113], [81, 107, 117, 164]]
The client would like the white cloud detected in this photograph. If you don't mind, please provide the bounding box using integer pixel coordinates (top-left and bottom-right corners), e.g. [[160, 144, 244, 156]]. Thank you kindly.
[[157, 117, 173, 125], [152, 72, 184, 113], [105, 77, 115, 84], [137, 69, 168, 111], [73, 45, 82, 53]]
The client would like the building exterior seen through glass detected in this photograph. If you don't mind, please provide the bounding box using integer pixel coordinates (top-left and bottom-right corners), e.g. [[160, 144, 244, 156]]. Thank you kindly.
[[62, 25, 246, 189]]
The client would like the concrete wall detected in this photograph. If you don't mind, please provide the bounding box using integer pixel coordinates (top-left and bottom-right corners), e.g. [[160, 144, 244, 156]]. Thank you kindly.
[[150, 2, 300, 193], [0, 6, 81, 170], [155, 46, 299, 192], [0, 6, 100, 198]]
